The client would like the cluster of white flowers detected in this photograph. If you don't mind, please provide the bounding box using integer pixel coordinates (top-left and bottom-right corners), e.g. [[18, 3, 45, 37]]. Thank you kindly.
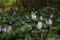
[[33, 13, 53, 30], [37, 16, 43, 30], [0, 25, 12, 33], [0, 21, 12, 33], [31, 11, 44, 30], [37, 19, 53, 30], [31, 11, 44, 21]]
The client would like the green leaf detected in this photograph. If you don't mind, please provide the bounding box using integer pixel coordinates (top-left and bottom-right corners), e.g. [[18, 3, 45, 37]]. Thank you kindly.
[[25, 34, 32, 40], [20, 24, 32, 33], [56, 16, 60, 22]]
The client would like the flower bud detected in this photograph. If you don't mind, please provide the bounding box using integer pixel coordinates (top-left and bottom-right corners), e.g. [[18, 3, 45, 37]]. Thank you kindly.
[[10, 21, 12, 24], [37, 21, 42, 30], [40, 16, 43, 21], [15, 7, 18, 11], [50, 14, 54, 18]]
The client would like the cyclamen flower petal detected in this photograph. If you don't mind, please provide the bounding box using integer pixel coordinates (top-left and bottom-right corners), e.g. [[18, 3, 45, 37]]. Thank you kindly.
[[40, 16, 43, 21], [37, 21, 42, 30], [7, 25, 12, 33], [3, 27, 6, 32], [31, 12, 36, 20], [46, 19, 52, 25]]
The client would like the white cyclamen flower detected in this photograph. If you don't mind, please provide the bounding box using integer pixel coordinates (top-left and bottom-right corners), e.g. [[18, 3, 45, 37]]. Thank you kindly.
[[50, 14, 54, 18], [46, 19, 52, 25], [37, 21, 42, 30], [40, 16, 43, 21], [3, 27, 6, 32], [7, 25, 12, 33], [31, 12, 37, 20]]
